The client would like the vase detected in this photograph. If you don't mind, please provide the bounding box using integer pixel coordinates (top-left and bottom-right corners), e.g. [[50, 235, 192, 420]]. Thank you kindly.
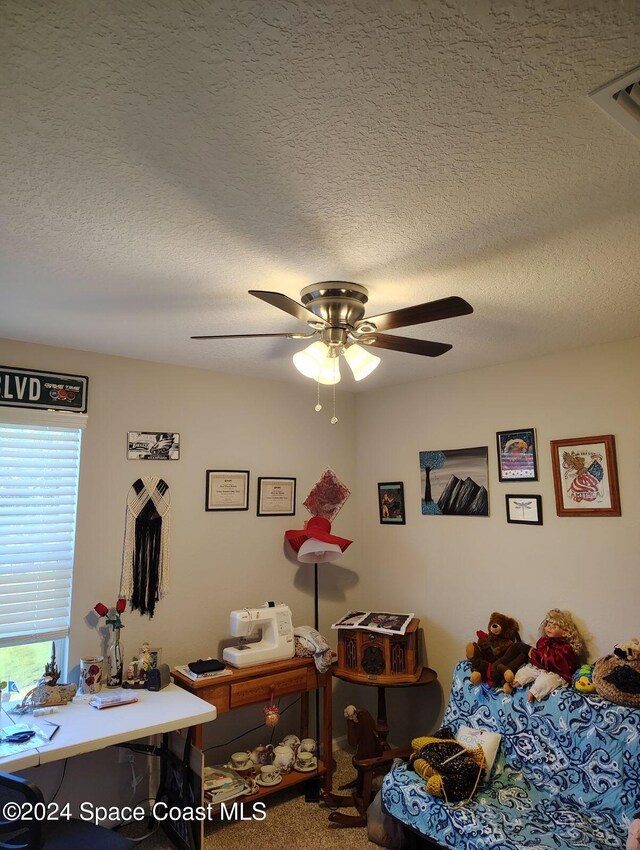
[[106, 630, 123, 688], [79, 656, 103, 694]]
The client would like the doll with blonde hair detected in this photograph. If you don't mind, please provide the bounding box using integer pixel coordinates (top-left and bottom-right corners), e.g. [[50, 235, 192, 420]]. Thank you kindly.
[[505, 609, 583, 702]]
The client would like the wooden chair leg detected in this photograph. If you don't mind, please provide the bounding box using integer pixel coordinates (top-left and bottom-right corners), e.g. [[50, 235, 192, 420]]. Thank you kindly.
[[328, 810, 368, 828]]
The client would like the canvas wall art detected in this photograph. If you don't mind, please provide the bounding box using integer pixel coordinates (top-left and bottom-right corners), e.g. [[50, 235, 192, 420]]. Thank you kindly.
[[419, 447, 489, 516]]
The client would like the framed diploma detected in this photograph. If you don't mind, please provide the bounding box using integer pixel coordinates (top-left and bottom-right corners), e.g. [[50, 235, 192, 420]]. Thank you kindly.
[[257, 477, 296, 517], [205, 470, 250, 511]]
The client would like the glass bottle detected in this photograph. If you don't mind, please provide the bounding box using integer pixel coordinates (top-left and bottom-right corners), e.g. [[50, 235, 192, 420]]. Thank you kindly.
[[106, 628, 123, 688]]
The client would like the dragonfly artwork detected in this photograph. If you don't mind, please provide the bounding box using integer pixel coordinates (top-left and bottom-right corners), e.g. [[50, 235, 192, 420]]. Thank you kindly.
[[506, 494, 542, 525]]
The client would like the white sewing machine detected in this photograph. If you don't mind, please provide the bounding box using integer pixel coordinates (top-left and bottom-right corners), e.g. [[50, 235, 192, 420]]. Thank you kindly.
[[222, 602, 295, 668]]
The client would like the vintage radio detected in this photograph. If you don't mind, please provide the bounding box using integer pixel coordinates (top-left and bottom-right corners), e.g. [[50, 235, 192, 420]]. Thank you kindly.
[[336, 619, 422, 685]]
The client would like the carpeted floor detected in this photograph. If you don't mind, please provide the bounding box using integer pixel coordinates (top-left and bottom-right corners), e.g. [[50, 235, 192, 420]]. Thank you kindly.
[[124, 748, 384, 849]]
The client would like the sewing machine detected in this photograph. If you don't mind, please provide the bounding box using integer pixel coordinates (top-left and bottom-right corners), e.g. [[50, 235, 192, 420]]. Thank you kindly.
[[222, 602, 295, 668]]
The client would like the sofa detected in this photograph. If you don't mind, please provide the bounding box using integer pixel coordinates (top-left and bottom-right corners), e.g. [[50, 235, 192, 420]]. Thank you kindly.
[[382, 660, 639, 849]]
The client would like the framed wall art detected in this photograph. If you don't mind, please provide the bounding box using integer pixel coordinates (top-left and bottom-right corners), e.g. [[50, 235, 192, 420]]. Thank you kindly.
[[550, 434, 621, 517], [377, 482, 406, 524], [205, 470, 250, 512], [505, 494, 543, 525], [128, 431, 180, 460], [419, 447, 489, 516], [257, 477, 296, 516], [496, 428, 537, 481]]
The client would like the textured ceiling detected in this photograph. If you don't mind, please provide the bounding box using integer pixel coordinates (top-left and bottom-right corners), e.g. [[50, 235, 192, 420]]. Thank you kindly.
[[1, 0, 639, 391]]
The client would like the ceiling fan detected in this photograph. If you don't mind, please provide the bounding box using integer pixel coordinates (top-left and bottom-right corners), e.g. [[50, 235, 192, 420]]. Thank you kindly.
[[192, 282, 473, 385]]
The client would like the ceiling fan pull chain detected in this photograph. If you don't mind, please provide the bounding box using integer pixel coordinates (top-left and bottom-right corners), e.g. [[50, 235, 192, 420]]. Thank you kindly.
[[331, 363, 338, 424], [315, 380, 322, 412]]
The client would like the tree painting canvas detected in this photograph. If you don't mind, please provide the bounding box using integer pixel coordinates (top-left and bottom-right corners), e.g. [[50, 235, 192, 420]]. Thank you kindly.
[[419, 447, 489, 516]]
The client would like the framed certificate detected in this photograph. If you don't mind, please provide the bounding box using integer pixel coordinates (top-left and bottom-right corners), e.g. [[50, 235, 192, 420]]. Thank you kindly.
[[205, 470, 250, 511], [257, 477, 296, 516]]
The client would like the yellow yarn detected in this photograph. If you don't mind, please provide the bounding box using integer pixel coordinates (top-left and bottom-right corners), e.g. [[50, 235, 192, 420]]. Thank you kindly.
[[410, 734, 486, 804]]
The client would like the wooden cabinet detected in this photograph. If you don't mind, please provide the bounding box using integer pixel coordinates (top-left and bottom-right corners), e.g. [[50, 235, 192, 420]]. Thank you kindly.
[[172, 656, 333, 797]]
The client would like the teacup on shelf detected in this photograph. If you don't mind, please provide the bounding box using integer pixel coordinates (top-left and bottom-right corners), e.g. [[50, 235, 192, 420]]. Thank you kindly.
[[299, 737, 317, 755], [294, 751, 317, 771], [230, 751, 252, 772], [259, 764, 281, 785]]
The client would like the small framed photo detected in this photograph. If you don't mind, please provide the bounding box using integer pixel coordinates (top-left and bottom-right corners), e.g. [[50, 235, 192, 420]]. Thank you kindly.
[[550, 434, 621, 516], [127, 431, 180, 460], [378, 482, 406, 525], [496, 428, 537, 481], [206, 470, 250, 511], [505, 494, 543, 525], [257, 477, 296, 516]]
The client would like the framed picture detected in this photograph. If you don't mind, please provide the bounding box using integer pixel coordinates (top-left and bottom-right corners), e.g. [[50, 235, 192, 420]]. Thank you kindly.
[[205, 470, 250, 511], [257, 477, 296, 516], [505, 494, 543, 525], [127, 431, 180, 460], [496, 428, 537, 481], [419, 447, 489, 516], [550, 434, 621, 517], [378, 482, 406, 524]]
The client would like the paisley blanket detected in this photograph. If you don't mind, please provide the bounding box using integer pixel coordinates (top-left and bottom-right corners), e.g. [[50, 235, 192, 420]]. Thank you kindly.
[[382, 661, 639, 849]]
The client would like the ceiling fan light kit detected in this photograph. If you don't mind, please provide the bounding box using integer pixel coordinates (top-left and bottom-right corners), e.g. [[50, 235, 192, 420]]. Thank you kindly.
[[343, 343, 381, 381], [192, 282, 473, 418]]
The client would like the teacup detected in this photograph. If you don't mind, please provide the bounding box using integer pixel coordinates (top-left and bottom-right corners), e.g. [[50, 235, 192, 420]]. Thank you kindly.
[[295, 751, 316, 771], [231, 751, 252, 772], [299, 738, 316, 755], [259, 764, 281, 785]]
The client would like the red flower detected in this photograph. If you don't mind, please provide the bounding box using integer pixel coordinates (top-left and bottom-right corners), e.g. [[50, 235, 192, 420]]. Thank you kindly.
[[116, 598, 127, 614], [94, 602, 109, 617]]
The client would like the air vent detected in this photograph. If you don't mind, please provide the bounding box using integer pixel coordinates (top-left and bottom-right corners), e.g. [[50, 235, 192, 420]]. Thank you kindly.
[[591, 66, 640, 140]]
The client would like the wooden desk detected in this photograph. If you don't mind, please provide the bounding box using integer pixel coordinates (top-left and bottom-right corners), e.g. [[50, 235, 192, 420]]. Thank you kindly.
[[172, 656, 333, 795], [333, 666, 437, 745]]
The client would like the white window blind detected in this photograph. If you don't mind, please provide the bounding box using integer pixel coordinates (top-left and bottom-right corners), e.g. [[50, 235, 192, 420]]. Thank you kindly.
[[0, 422, 82, 647]]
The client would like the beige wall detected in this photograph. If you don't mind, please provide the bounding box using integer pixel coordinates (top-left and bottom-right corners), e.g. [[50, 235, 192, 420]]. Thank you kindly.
[[2, 333, 639, 757], [354, 336, 640, 731], [0, 338, 358, 678]]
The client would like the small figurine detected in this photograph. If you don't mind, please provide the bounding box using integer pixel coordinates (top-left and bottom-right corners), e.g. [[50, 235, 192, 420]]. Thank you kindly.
[[136, 643, 154, 681], [40, 641, 61, 686], [506, 609, 583, 702]]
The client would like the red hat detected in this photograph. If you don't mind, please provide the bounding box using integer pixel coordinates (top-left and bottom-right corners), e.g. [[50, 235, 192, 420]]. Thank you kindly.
[[284, 516, 352, 554]]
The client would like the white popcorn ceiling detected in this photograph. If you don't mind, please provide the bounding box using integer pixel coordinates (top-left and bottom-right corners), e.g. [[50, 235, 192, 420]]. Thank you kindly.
[[1, 0, 639, 390]]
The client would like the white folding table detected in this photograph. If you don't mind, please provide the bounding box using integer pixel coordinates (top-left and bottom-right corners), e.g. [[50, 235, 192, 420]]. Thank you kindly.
[[0, 684, 217, 849]]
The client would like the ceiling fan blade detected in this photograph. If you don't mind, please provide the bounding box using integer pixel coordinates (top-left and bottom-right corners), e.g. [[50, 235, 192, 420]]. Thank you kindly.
[[191, 332, 302, 340], [249, 290, 322, 325], [361, 333, 453, 357], [361, 296, 473, 332]]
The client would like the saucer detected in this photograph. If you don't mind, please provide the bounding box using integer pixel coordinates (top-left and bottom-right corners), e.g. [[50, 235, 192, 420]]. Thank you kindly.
[[294, 760, 317, 773], [256, 775, 282, 787]]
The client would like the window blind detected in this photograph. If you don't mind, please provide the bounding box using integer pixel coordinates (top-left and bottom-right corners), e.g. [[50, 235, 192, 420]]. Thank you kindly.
[[0, 423, 82, 647]]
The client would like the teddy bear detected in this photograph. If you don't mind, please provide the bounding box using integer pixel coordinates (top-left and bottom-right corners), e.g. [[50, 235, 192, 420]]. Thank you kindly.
[[466, 612, 522, 686]]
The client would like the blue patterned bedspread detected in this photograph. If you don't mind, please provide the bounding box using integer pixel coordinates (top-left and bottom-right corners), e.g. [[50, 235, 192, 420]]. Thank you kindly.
[[382, 661, 639, 849]]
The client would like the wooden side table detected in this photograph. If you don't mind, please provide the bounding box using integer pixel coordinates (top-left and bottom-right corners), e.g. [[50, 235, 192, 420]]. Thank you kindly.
[[333, 666, 437, 746], [172, 656, 333, 794]]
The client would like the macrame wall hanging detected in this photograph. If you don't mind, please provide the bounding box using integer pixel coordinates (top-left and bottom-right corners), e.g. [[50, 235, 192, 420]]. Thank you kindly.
[[120, 477, 170, 618]]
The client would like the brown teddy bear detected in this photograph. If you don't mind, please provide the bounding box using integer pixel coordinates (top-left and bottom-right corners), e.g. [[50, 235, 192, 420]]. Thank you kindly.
[[466, 612, 522, 686]]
